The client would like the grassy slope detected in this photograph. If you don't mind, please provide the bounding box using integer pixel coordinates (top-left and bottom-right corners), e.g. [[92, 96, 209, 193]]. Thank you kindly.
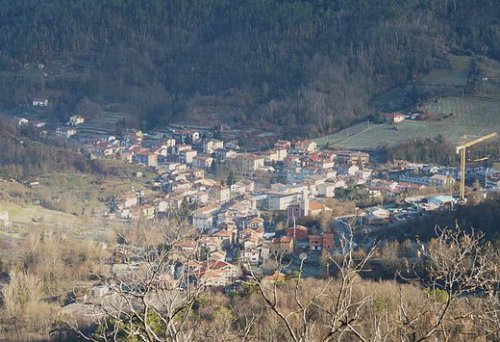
[[0, 201, 96, 229], [0, 167, 152, 239]]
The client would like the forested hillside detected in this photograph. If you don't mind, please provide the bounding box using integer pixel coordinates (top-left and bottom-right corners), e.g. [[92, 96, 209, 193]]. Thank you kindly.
[[1, 0, 500, 134]]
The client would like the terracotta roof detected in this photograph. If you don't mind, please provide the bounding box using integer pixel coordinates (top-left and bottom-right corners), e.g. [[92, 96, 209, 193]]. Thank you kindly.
[[208, 260, 231, 270], [200, 269, 225, 281], [174, 240, 196, 249], [213, 230, 233, 238], [308, 201, 324, 212], [272, 236, 292, 244]]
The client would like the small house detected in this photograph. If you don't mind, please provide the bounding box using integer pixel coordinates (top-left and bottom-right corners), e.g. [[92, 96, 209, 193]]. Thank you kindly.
[[18, 118, 29, 127], [308, 234, 335, 251], [295, 140, 317, 154], [55, 127, 76, 138], [33, 98, 48, 107], [269, 237, 294, 257], [286, 225, 308, 240], [383, 113, 406, 123], [429, 174, 455, 187], [69, 115, 85, 126], [204, 139, 224, 154]]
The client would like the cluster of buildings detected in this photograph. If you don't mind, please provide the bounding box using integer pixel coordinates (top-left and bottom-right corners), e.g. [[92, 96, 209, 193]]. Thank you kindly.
[[10, 112, 500, 289], [365, 161, 458, 198], [392, 159, 500, 191], [16, 113, 85, 139], [68, 126, 380, 268]]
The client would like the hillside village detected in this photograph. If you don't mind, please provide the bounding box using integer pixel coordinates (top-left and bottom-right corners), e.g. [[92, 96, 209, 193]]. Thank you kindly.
[[6, 111, 500, 295], [2, 3, 500, 340], [2, 111, 500, 286]]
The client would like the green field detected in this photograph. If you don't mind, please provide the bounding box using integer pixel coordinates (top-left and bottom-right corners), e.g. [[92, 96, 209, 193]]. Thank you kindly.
[[0, 200, 115, 253], [32, 170, 153, 213], [0, 172, 143, 246]]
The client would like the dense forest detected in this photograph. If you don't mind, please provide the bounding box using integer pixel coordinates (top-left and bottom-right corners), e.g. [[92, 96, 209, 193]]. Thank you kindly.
[[1, 0, 500, 134]]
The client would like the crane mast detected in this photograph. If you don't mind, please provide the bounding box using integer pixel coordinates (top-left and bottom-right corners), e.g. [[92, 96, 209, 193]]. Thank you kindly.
[[456, 132, 498, 201]]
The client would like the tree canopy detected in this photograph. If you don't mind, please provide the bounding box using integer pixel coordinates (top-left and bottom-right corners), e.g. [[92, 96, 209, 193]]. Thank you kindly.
[[1, 0, 500, 133]]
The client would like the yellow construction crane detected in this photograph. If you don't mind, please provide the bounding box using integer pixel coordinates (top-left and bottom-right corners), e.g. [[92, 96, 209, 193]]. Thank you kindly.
[[456, 132, 498, 201]]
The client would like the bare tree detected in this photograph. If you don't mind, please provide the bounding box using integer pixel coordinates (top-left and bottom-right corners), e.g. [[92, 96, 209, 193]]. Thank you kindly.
[[245, 223, 500, 342], [394, 224, 499, 342], [247, 224, 378, 342], [59, 219, 500, 342], [64, 217, 208, 342], [0, 270, 58, 341]]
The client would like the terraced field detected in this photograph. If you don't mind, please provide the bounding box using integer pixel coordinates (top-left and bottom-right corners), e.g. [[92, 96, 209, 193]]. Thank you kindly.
[[316, 55, 500, 150], [78, 112, 128, 136], [316, 96, 500, 150]]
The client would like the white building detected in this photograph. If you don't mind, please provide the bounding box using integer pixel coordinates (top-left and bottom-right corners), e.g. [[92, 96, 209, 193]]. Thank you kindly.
[[18, 118, 29, 126], [267, 192, 302, 211], [208, 185, 231, 204], [226, 154, 265, 174], [317, 182, 337, 197], [69, 115, 85, 126], [55, 127, 77, 138], [429, 174, 455, 187], [32, 98, 48, 107], [230, 179, 255, 196], [193, 204, 220, 231], [204, 139, 224, 154], [179, 149, 198, 164]]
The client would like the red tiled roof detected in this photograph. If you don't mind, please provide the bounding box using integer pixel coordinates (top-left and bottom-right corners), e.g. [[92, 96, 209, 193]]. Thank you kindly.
[[308, 201, 324, 211], [213, 230, 232, 238], [272, 236, 292, 244], [208, 260, 230, 270]]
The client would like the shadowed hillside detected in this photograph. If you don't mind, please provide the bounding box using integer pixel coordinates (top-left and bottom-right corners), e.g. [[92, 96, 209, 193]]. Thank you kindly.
[[1, 0, 500, 135]]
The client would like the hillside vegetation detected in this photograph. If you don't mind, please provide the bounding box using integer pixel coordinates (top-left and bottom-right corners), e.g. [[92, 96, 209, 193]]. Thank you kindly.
[[316, 55, 500, 150], [0, 115, 155, 178], [1, 1, 500, 135]]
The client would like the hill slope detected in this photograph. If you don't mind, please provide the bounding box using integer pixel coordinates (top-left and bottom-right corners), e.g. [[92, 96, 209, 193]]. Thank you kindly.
[[1, 1, 500, 135], [315, 55, 500, 151]]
